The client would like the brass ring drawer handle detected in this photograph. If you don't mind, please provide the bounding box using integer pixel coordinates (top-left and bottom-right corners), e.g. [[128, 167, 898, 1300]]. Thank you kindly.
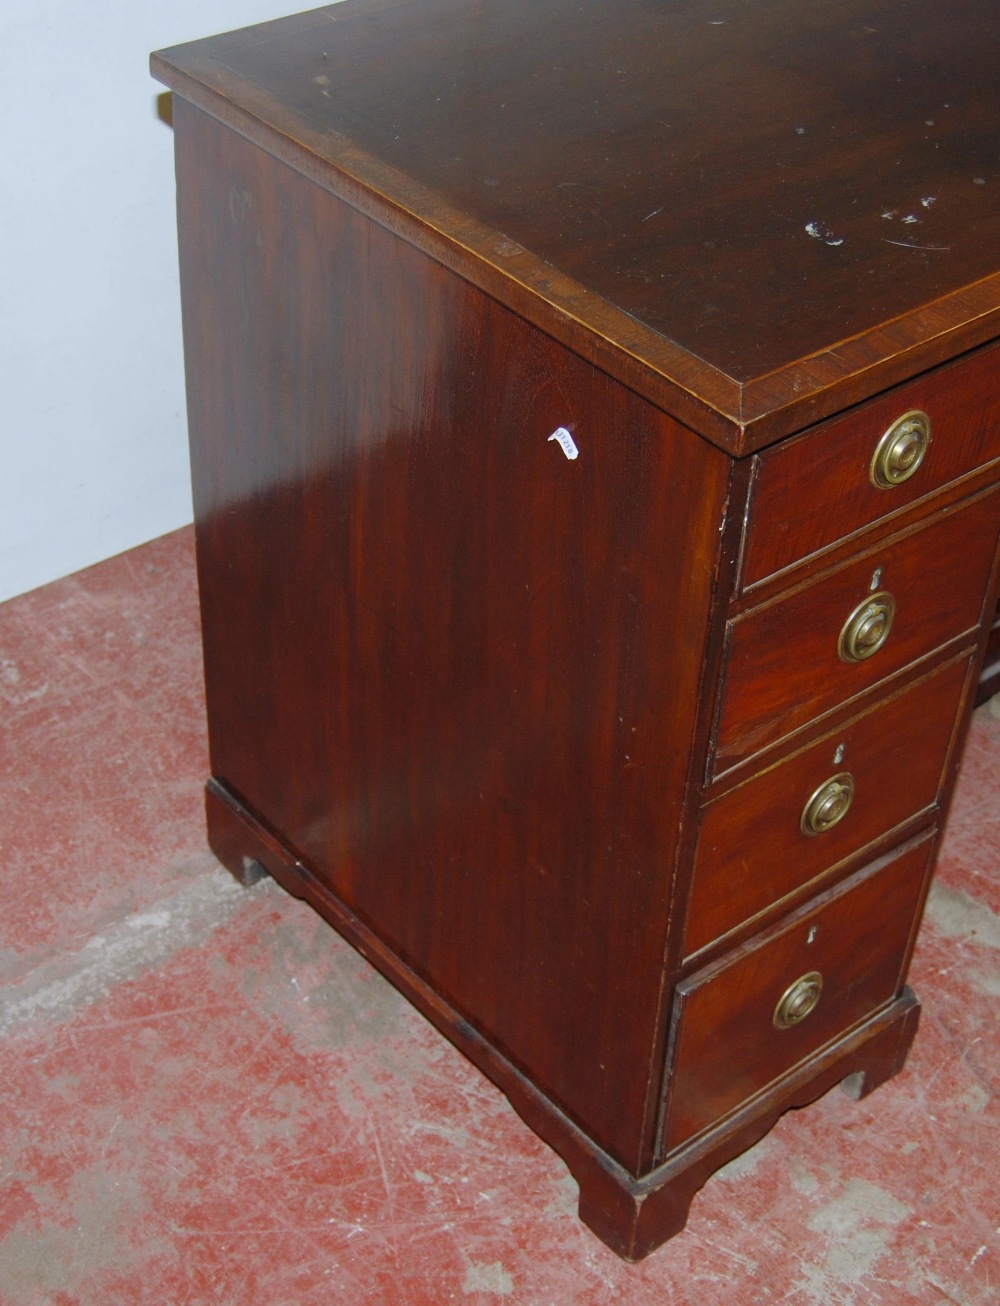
[[801, 772, 855, 836], [870, 410, 931, 489], [773, 971, 824, 1030], [838, 590, 895, 663]]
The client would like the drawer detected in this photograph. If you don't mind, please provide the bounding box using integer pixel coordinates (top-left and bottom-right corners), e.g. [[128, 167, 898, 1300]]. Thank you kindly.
[[714, 484, 1000, 772], [685, 655, 970, 959], [741, 342, 1000, 589], [661, 834, 934, 1153]]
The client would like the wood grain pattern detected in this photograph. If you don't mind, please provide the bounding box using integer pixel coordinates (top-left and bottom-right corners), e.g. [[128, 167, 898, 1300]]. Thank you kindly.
[[663, 834, 934, 1152], [588, 989, 921, 1258], [203, 772, 923, 1261], [742, 341, 1000, 588], [714, 484, 1000, 770], [154, 0, 1000, 1261], [152, 0, 1000, 451], [175, 99, 733, 1174], [685, 654, 971, 958]]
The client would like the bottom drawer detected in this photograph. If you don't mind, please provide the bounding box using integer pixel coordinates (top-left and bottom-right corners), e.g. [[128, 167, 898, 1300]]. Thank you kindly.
[[660, 833, 935, 1155]]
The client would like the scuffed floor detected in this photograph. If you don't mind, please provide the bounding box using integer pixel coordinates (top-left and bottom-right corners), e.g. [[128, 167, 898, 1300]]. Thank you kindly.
[[1, 527, 997, 1305]]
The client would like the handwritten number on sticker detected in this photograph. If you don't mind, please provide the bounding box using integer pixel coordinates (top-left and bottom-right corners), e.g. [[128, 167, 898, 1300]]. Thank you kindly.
[[548, 427, 579, 460]]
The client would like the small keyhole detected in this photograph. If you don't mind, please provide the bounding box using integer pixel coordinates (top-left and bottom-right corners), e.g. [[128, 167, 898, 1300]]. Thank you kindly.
[[869, 567, 883, 592], [833, 743, 845, 765], [807, 926, 818, 945]]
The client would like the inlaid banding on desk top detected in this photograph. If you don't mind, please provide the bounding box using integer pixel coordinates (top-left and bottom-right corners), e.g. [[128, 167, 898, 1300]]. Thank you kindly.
[[154, 0, 1000, 392]]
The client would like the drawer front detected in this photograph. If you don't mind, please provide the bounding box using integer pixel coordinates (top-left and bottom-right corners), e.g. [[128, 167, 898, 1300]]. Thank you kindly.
[[742, 342, 1000, 589], [662, 835, 934, 1153], [715, 485, 1000, 772], [685, 655, 970, 958]]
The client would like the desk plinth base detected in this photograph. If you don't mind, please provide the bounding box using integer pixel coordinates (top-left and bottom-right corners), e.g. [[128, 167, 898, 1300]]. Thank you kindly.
[[204, 776, 922, 1262]]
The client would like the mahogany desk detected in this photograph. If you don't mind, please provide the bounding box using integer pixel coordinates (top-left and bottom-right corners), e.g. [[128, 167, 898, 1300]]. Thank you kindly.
[[153, 0, 1000, 1259]]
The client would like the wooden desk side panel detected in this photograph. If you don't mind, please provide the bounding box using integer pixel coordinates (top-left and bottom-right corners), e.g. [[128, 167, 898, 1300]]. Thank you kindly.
[[173, 99, 733, 1173]]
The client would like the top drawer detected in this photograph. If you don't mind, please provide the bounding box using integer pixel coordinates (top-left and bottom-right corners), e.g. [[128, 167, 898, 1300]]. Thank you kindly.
[[741, 342, 1000, 590]]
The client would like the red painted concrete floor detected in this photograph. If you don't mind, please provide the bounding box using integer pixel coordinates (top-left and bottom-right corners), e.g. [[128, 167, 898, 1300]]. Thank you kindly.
[[1, 526, 998, 1305]]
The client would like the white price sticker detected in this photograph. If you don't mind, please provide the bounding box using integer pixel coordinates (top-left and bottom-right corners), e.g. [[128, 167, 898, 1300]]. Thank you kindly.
[[547, 427, 579, 460]]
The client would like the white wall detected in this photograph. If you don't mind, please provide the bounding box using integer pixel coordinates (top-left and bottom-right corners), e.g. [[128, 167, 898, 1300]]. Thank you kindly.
[[0, 2, 301, 603]]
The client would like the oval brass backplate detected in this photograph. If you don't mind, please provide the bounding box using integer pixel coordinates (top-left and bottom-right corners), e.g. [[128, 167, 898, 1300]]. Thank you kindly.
[[870, 410, 931, 489], [838, 590, 896, 663], [801, 772, 855, 836], [773, 971, 824, 1030]]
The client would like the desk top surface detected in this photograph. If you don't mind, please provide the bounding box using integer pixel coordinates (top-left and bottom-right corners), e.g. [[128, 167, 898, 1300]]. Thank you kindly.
[[154, 0, 1000, 449]]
